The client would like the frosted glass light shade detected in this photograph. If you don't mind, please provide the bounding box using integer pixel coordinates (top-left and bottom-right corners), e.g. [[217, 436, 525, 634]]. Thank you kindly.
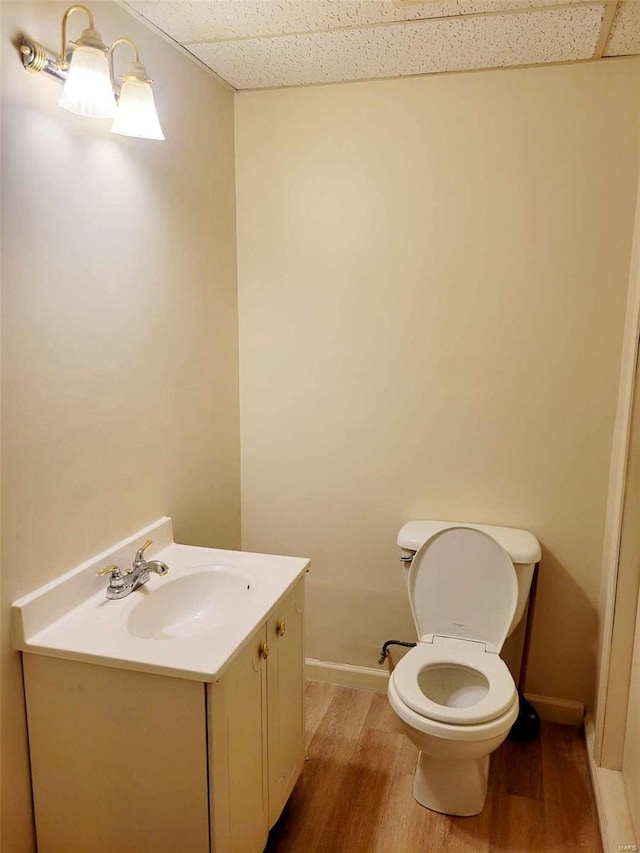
[[58, 46, 117, 118], [111, 79, 165, 141]]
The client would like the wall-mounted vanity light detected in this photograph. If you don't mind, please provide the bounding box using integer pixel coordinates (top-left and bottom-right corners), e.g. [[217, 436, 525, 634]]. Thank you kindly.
[[20, 4, 164, 140], [56, 5, 116, 118], [110, 39, 164, 140]]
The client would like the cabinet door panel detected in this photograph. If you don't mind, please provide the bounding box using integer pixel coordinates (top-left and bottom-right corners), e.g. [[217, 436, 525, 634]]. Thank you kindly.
[[267, 578, 305, 827], [23, 656, 209, 853], [209, 628, 269, 853]]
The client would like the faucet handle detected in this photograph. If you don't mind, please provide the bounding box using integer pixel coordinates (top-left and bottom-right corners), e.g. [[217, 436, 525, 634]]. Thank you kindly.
[[134, 539, 153, 564], [97, 564, 126, 598]]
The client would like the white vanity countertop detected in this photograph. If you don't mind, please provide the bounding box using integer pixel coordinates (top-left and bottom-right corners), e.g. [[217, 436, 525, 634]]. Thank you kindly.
[[12, 518, 310, 682]]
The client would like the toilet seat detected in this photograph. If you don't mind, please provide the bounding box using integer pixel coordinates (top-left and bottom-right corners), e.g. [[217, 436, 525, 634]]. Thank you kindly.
[[388, 675, 519, 743], [391, 637, 517, 725]]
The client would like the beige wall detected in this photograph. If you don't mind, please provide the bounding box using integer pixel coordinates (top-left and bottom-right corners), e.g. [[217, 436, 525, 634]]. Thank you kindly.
[[1, 3, 240, 850], [2, 9, 640, 846], [235, 60, 640, 710]]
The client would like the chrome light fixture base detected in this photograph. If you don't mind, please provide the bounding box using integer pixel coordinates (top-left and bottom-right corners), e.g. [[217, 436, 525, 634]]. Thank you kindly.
[[20, 38, 67, 83]]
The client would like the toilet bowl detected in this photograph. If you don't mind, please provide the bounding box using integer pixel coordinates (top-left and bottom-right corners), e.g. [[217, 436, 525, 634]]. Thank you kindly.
[[388, 524, 539, 817]]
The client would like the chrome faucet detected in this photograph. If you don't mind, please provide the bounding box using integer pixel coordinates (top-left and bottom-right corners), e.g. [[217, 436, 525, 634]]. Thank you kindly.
[[97, 539, 169, 600]]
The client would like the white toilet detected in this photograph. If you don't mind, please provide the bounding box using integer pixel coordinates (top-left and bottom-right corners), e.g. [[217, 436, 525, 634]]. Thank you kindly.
[[388, 520, 541, 817]]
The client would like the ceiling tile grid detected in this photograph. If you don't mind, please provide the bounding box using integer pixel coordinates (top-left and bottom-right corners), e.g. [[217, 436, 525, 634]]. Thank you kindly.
[[124, 0, 640, 89], [188, 6, 604, 89], [127, 0, 586, 43]]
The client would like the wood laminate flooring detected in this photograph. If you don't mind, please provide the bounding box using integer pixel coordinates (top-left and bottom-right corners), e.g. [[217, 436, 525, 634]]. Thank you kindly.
[[266, 681, 602, 853]]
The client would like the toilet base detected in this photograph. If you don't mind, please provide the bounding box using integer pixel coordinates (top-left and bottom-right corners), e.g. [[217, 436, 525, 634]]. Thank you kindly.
[[412, 752, 490, 816]]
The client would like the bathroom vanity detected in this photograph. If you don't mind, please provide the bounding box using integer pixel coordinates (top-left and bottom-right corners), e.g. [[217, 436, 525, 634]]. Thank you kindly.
[[12, 518, 309, 853]]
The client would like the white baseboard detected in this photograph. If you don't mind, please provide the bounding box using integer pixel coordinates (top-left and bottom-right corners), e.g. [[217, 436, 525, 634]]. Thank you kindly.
[[305, 659, 585, 724], [305, 658, 389, 692], [523, 692, 584, 725], [585, 715, 638, 853]]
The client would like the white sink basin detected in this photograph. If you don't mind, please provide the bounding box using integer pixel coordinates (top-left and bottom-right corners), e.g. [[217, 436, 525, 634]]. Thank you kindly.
[[127, 566, 254, 640], [12, 517, 310, 681]]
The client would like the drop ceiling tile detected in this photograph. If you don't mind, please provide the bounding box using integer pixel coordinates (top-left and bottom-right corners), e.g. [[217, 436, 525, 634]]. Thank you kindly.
[[125, 0, 588, 44], [604, 0, 640, 56], [188, 6, 604, 89]]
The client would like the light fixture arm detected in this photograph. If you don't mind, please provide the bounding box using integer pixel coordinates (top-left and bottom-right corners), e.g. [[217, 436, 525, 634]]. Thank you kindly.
[[60, 5, 95, 68], [19, 3, 107, 81], [109, 38, 140, 90], [110, 37, 140, 66], [109, 37, 152, 92]]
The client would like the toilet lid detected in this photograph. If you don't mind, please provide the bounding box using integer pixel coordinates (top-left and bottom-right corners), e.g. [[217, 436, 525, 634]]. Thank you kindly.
[[408, 527, 517, 653]]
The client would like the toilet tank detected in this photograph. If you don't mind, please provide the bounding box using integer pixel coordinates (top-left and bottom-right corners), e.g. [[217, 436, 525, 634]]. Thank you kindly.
[[398, 520, 541, 636]]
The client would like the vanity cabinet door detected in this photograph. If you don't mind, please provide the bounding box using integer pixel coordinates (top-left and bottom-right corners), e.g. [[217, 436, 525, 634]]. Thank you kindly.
[[23, 656, 210, 853], [266, 577, 305, 827], [208, 626, 269, 853]]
